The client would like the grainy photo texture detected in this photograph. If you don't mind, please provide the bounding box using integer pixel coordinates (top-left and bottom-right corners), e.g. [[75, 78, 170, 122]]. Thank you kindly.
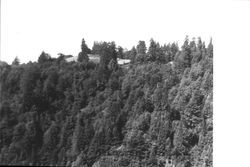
[[0, 37, 213, 167], [0, 1, 213, 167]]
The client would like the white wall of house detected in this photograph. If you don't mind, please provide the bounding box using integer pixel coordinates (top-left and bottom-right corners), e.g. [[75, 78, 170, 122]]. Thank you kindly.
[[65, 55, 131, 65]]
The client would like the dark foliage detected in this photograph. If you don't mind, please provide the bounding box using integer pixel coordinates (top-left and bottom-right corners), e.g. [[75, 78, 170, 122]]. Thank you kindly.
[[0, 37, 212, 167]]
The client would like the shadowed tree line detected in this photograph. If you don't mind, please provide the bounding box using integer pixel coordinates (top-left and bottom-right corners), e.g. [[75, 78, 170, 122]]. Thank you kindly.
[[0, 37, 213, 167]]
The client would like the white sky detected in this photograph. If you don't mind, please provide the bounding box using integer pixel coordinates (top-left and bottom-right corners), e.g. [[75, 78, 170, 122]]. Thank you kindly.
[[1, 0, 217, 64]]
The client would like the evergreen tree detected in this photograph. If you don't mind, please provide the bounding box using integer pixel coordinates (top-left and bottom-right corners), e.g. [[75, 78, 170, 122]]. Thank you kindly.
[[147, 39, 165, 63], [38, 51, 51, 64], [81, 39, 91, 54], [0, 37, 213, 167], [129, 47, 137, 63], [207, 38, 213, 58], [136, 41, 147, 63], [170, 43, 179, 59], [92, 41, 102, 55], [108, 59, 118, 72], [147, 38, 158, 62], [117, 46, 124, 59], [20, 65, 40, 112], [180, 36, 192, 68], [136, 41, 147, 55], [12, 56, 20, 65], [78, 38, 91, 63]]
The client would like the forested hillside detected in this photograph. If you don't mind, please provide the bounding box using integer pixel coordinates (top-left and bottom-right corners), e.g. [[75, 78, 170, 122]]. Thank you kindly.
[[0, 37, 213, 167]]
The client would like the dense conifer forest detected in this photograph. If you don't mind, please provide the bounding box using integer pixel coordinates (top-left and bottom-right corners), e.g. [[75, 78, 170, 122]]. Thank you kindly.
[[0, 37, 213, 167]]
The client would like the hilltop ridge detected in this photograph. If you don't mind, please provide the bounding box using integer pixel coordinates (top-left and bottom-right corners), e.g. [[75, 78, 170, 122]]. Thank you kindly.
[[0, 37, 213, 167]]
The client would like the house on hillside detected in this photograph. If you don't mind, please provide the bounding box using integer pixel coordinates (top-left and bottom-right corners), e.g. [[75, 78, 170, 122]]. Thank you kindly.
[[65, 55, 78, 62], [117, 58, 131, 69], [117, 58, 130, 65], [58, 53, 73, 59], [65, 54, 100, 63], [88, 54, 100, 63], [65, 54, 131, 66]]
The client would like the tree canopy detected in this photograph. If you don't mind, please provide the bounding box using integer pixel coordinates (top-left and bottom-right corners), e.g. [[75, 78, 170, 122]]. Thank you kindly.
[[0, 37, 213, 167]]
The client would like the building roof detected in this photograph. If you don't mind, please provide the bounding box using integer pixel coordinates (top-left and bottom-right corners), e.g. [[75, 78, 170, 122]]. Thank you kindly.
[[88, 54, 100, 63], [65, 54, 131, 65], [65, 56, 78, 62], [117, 58, 131, 65]]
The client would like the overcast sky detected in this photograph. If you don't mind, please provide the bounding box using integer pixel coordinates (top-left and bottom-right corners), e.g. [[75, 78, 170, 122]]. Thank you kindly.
[[0, 0, 249, 64]]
